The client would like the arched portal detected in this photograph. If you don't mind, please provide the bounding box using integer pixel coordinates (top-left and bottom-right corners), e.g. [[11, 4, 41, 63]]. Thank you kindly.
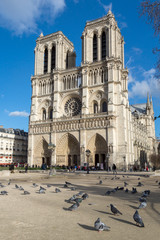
[[33, 137, 51, 167], [87, 134, 108, 169], [56, 133, 80, 166]]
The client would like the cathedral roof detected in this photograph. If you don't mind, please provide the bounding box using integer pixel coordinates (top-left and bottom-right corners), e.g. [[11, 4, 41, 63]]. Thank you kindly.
[[130, 103, 147, 116]]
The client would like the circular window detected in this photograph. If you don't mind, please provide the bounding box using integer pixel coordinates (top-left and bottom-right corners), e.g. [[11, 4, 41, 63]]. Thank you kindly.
[[64, 98, 82, 116]]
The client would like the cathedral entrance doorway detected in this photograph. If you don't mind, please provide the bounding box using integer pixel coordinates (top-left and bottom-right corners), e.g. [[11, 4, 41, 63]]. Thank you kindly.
[[87, 134, 108, 168], [95, 154, 99, 168], [57, 133, 80, 166]]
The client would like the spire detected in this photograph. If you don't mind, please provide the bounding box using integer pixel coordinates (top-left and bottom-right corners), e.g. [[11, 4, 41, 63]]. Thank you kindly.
[[107, 9, 114, 18], [146, 92, 150, 108], [39, 32, 44, 37]]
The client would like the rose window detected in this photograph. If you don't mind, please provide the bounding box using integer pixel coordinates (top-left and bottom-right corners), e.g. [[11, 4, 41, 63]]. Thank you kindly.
[[64, 98, 82, 116]]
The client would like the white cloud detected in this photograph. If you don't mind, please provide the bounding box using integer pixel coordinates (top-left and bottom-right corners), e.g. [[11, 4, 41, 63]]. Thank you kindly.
[[119, 21, 127, 29], [126, 56, 134, 68], [128, 68, 160, 99], [98, 0, 112, 12], [128, 72, 135, 84], [132, 47, 142, 55], [0, 0, 66, 35], [9, 111, 29, 117]]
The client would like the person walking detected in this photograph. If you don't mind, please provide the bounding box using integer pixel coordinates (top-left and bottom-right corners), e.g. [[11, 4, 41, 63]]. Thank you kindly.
[[25, 163, 28, 173], [112, 164, 117, 175]]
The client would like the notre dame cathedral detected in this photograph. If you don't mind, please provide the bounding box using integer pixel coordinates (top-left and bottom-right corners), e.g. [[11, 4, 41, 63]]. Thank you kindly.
[[28, 10, 156, 170]]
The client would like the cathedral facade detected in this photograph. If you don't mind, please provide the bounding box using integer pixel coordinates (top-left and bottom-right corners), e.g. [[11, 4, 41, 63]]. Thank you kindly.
[[28, 11, 156, 170]]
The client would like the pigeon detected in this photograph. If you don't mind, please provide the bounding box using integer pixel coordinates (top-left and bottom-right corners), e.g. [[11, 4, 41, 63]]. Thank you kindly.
[[0, 191, 8, 195], [24, 191, 30, 195], [40, 186, 46, 191], [47, 184, 52, 188], [19, 186, 24, 191], [82, 193, 89, 200], [64, 184, 69, 188], [117, 187, 124, 191], [70, 187, 76, 191], [73, 198, 83, 203], [139, 197, 147, 203], [137, 182, 143, 187], [15, 184, 19, 189], [131, 187, 137, 194], [141, 190, 150, 198], [68, 202, 79, 211], [38, 188, 45, 194], [76, 191, 84, 196], [65, 181, 72, 185], [99, 180, 103, 184], [32, 183, 38, 187], [94, 218, 110, 232], [65, 195, 77, 203], [110, 204, 122, 215], [133, 210, 144, 227], [125, 188, 129, 193], [8, 181, 11, 185], [105, 190, 111, 196], [0, 184, 5, 188], [55, 188, 61, 193], [144, 190, 150, 195], [138, 201, 147, 209], [124, 182, 128, 187]]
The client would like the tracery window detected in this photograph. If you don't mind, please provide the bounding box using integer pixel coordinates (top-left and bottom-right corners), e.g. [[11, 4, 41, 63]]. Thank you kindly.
[[64, 98, 82, 116]]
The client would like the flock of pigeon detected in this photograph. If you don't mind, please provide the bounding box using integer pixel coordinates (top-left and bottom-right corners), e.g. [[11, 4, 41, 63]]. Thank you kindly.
[[93, 175, 152, 231], [0, 174, 158, 233]]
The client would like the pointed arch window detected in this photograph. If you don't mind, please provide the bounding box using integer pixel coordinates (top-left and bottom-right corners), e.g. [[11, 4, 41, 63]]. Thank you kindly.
[[66, 51, 69, 69], [42, 109, 46, 120], [102, 101, 107, 112], [94, 102, 98, 113], [93, 34, 97, 61], [51, 45, 56, 71], [101, 31, 106, 60], [44, 48, 48, 74], [49, 108, 53, 119]]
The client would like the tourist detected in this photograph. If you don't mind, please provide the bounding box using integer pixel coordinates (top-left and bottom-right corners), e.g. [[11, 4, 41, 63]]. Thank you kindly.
[[112, 164, 117, 175]]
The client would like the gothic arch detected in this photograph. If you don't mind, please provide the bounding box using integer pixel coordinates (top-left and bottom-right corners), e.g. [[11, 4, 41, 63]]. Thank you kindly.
[[87, 133, 108, 167], [56, 133, 80, 166], [88, 90, 107, 113], [33, 137, 51, 166]]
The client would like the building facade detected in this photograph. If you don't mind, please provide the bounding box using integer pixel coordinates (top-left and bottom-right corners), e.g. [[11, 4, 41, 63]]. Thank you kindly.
[[28, 11, 156, 170], [0, 126, 28, 165]]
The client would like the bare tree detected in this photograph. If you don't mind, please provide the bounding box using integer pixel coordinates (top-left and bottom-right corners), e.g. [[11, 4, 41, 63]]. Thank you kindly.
[[140, 1, 160, 77]]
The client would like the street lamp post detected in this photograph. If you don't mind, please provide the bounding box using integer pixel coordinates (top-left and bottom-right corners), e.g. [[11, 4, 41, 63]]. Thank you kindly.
[[123, 156, 126, 172], [106, 153, 110, 171], [48, 143, 56, 175], [85, 149, 91, 174]]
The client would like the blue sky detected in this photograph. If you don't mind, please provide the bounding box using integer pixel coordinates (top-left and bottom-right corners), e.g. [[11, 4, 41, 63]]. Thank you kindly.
[[0, 0, 160, 137]]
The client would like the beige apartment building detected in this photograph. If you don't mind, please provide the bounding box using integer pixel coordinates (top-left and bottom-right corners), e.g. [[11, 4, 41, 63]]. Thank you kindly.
[[0, 126, 28, 165], [28, 11, 156, 170]]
